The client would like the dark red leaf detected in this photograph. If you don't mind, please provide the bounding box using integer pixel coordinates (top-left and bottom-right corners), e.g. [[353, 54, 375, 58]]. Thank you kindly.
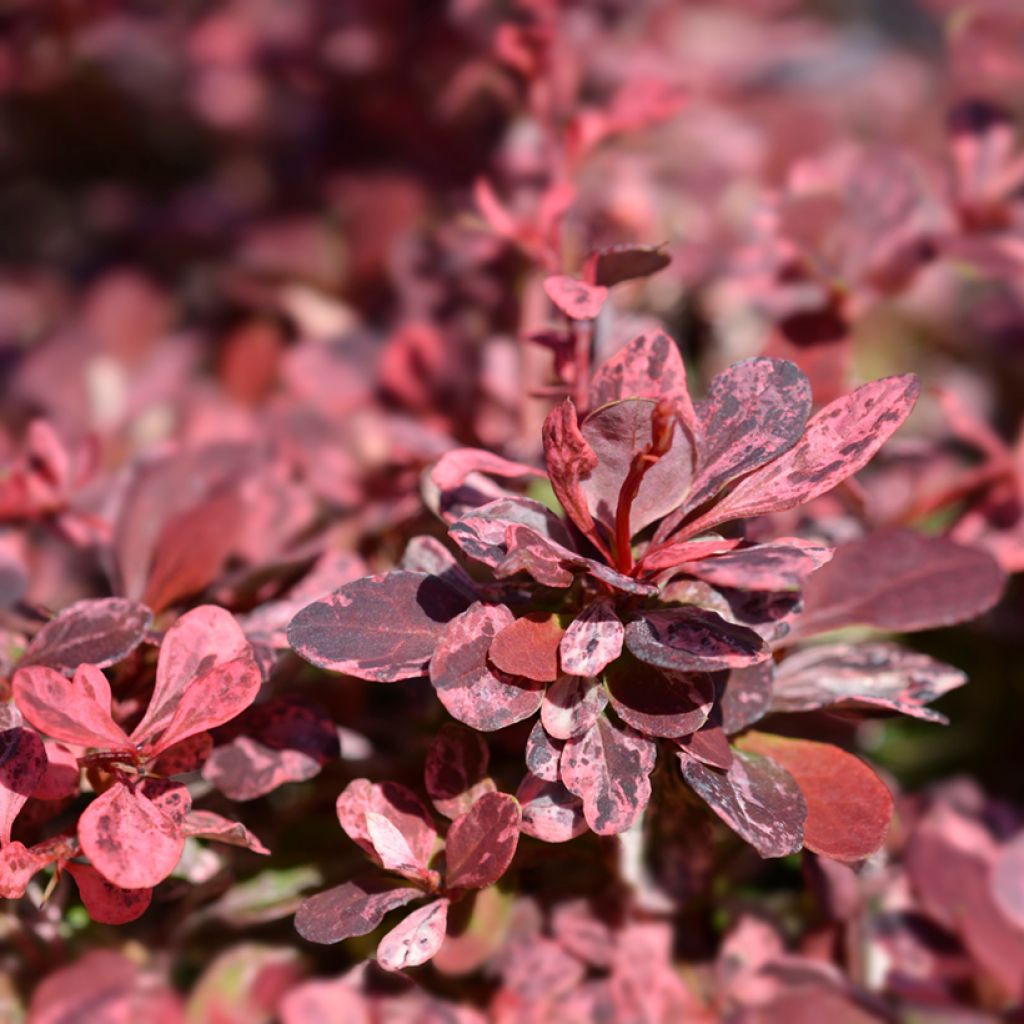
[[680, 749, 806, 857], [444, 791, 522, 890], [718, 663, 775, 735], [737, 733, 892, 862], [294, 878, 422, 945], [430, 603, 544, 731], [586, 246, 671, 288], [424, 724, 495, 820], [771, 643, 966, 723], [202, 736, 321, 800], [78, 782, 185, 888], [376, 897, 450, 971], [624, 607, 769, 673], [517, 775, 588, 843], [65, 861, 152, 925], [18, 598, 152, 674], [543, 274, 608, 320], [525, 720, 563, 782], [792, 529, 1006, 637], [488, 612, 563, 683], [561, 715, 657, 835], [149, 732, 213, 777], [0, 713, 46, 843], [677, 725, 733, 769], [335, 779, 437, 870], [288, 572, 470, 682], [605, 655, 714, 738], [541, 674, 609, 740], [559, 599, 623, 677]]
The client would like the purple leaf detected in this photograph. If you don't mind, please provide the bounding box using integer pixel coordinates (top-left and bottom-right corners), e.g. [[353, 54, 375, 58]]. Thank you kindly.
[[430, 603, 544, 732], [718, 663, 775, 735], [335, 779, 437, 869], [605, 656, 714, 738], [398, 536, 477, 600], [294, 878, 422, 944], [0, 711, 46, 844], [586, 246, 671, 289], [488, 613, 563, 683], [541, 674, 609, 740], [376, 897, 450, 971], [544, 274, 607, 320], [444, 791, 521, 890], [288, 572, 470, 682], [559, 600, 623, 677], [792, 529, 1006, 637], [680, 374, 920, 539], [494, 525, 577, 588], [78, 782, 185, 888], [561, 715, 657, 835], [517, 774, 588, 843], [202, 736, 323, 801], [680, 749, 806, 858], [18, 598, 152, 675], [64, 862, 152, 925], [624, 607, 769, 673], [675, 540, 833, 592], [589, 331, 689, 409], [525, 720, 563, 782], [771, 643, 966, 723], [424, 724, 495, 820]]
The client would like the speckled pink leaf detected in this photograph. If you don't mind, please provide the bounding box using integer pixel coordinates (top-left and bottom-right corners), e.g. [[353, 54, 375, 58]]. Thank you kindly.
[[424, 724, 495, 820], [444, 791, 521, 890], [0, 840, 58, 898], [493, 525, 577, 587], [771, 643, 966, 723], [32, 741, 80, 801], [585, 245, 671, 288], [150, 732, 213, 777], [365, 812, 438, 886], [992, 833, 1024, 932], [181, 810, 269, 854], [336, 779, 437, 868], [377, 897, 450, 971], [525, 720, 563, 782], [559, 600, 623, 678], [65, 861, 152, 925], [680, 749, 806, 858], [0, 713, 46, 843], [139, 778, 192, 829], [605, 656, 714, 738], [589, 331, 689, 408], [561, 715, 657, 835], [542, 400, 605, 553], [579, 398, 694, 536], [13, 664, 130, 750], [793, 529, 1005, 637], [78, 782, 185, 888], [18, 598, 152, 674], [294, 878, 422, 944], [719, 663, 775, 735], [680, 374, 919, 539], [544, 274, 607, 320], [288, 572, 470, 682], [517, 774, 588, 843], [132, 604, 252, 745], [737, 733, 892, 862], [488, 613, 563, 683], [541, 674, 609, 740], [678, 540, 833, 592], [625, 608, 769, 673], [430, 603, 544, 732]]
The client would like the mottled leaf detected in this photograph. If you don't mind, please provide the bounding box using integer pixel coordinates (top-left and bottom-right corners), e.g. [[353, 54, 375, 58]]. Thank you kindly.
[[561, 715, 657, 835], [150, 732, 213, 777], [288, 572, 470, 682], [544, 274, 608, 320], [203, 736, 320, 800], [525, 719, 563, 782], [677, 540, 833, 592], [680, 749, 806, 857], [424, 724, 495, 820], [559, 600, 623, 677], [78, 782, 185, 888], [517, 774, 588, 843], [0, 840, 58, 898], [625, 607, 769, 673], [771, 643, 966, 723], [605, 655, 714, 738], [0, 716, 46, 843], [718, 663, 775, 735], [18, 598, 152, 674], [488, 612, 563, 683], [335, 779, 437, 869], [541, 674, 609, 740], [377, 897, 450, 971], [737, 733, 892, 861], [444, 791, 521, 890], [294, 878, 422, 944], [589, 331, 689, 408], [542, 400, 604, 551], [65, 861, 152, 925], [430, 603, 544, 731]]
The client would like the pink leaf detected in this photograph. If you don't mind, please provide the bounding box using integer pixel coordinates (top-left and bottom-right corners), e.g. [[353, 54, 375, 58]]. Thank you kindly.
[[517, 774, 588, 843], [77, 782, 185, 888], [431, 449, 543, 497], [541, 674, 609, 740], [559, 600, 623, 677], [13, 664, 130, 751], [680, 749, 806, 858], [65, 861, 152, 925], [561, 715, 657, 835], [624, 608, 769, 673], [488, 613, 563, 683], [0, 840, 59, 898], [543, 274, 608, 320], [32, 741, 80, 802], [376, 897, 450, 971], [288, 572, 470, 682], [335, 779, 437, 868], [0, 712, 46, 843], [992, 833, 1024, 932], [424, 724, 495, 820], [430, 603, 544, 732], [444, 791, 521, 890], [588, 331, 691, 409], [181, 810, 269, 854], [676, 540, 833, 593], [294, 878, 422, 944], [737, 733, 893, 862], [18, 598, 152, 674], [365, 812, 438, 885], [525, 720, 563, 782], [605, 656, 714, 738]]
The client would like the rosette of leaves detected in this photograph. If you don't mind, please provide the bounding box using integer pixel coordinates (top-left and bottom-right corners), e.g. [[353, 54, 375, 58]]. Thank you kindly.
[[1, 605, 269, 922], [289, 332, 950, 858]]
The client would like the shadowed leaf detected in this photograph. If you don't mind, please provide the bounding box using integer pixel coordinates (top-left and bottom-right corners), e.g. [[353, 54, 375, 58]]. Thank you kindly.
[[445, 792, 521, 890], [424, 724, 495, 820], [517, 775, 588, 843], [605, 655, 714, 738], [625, 608, 769, 673], [541, 674, 609, 740], [65, 861, 152, 925]]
